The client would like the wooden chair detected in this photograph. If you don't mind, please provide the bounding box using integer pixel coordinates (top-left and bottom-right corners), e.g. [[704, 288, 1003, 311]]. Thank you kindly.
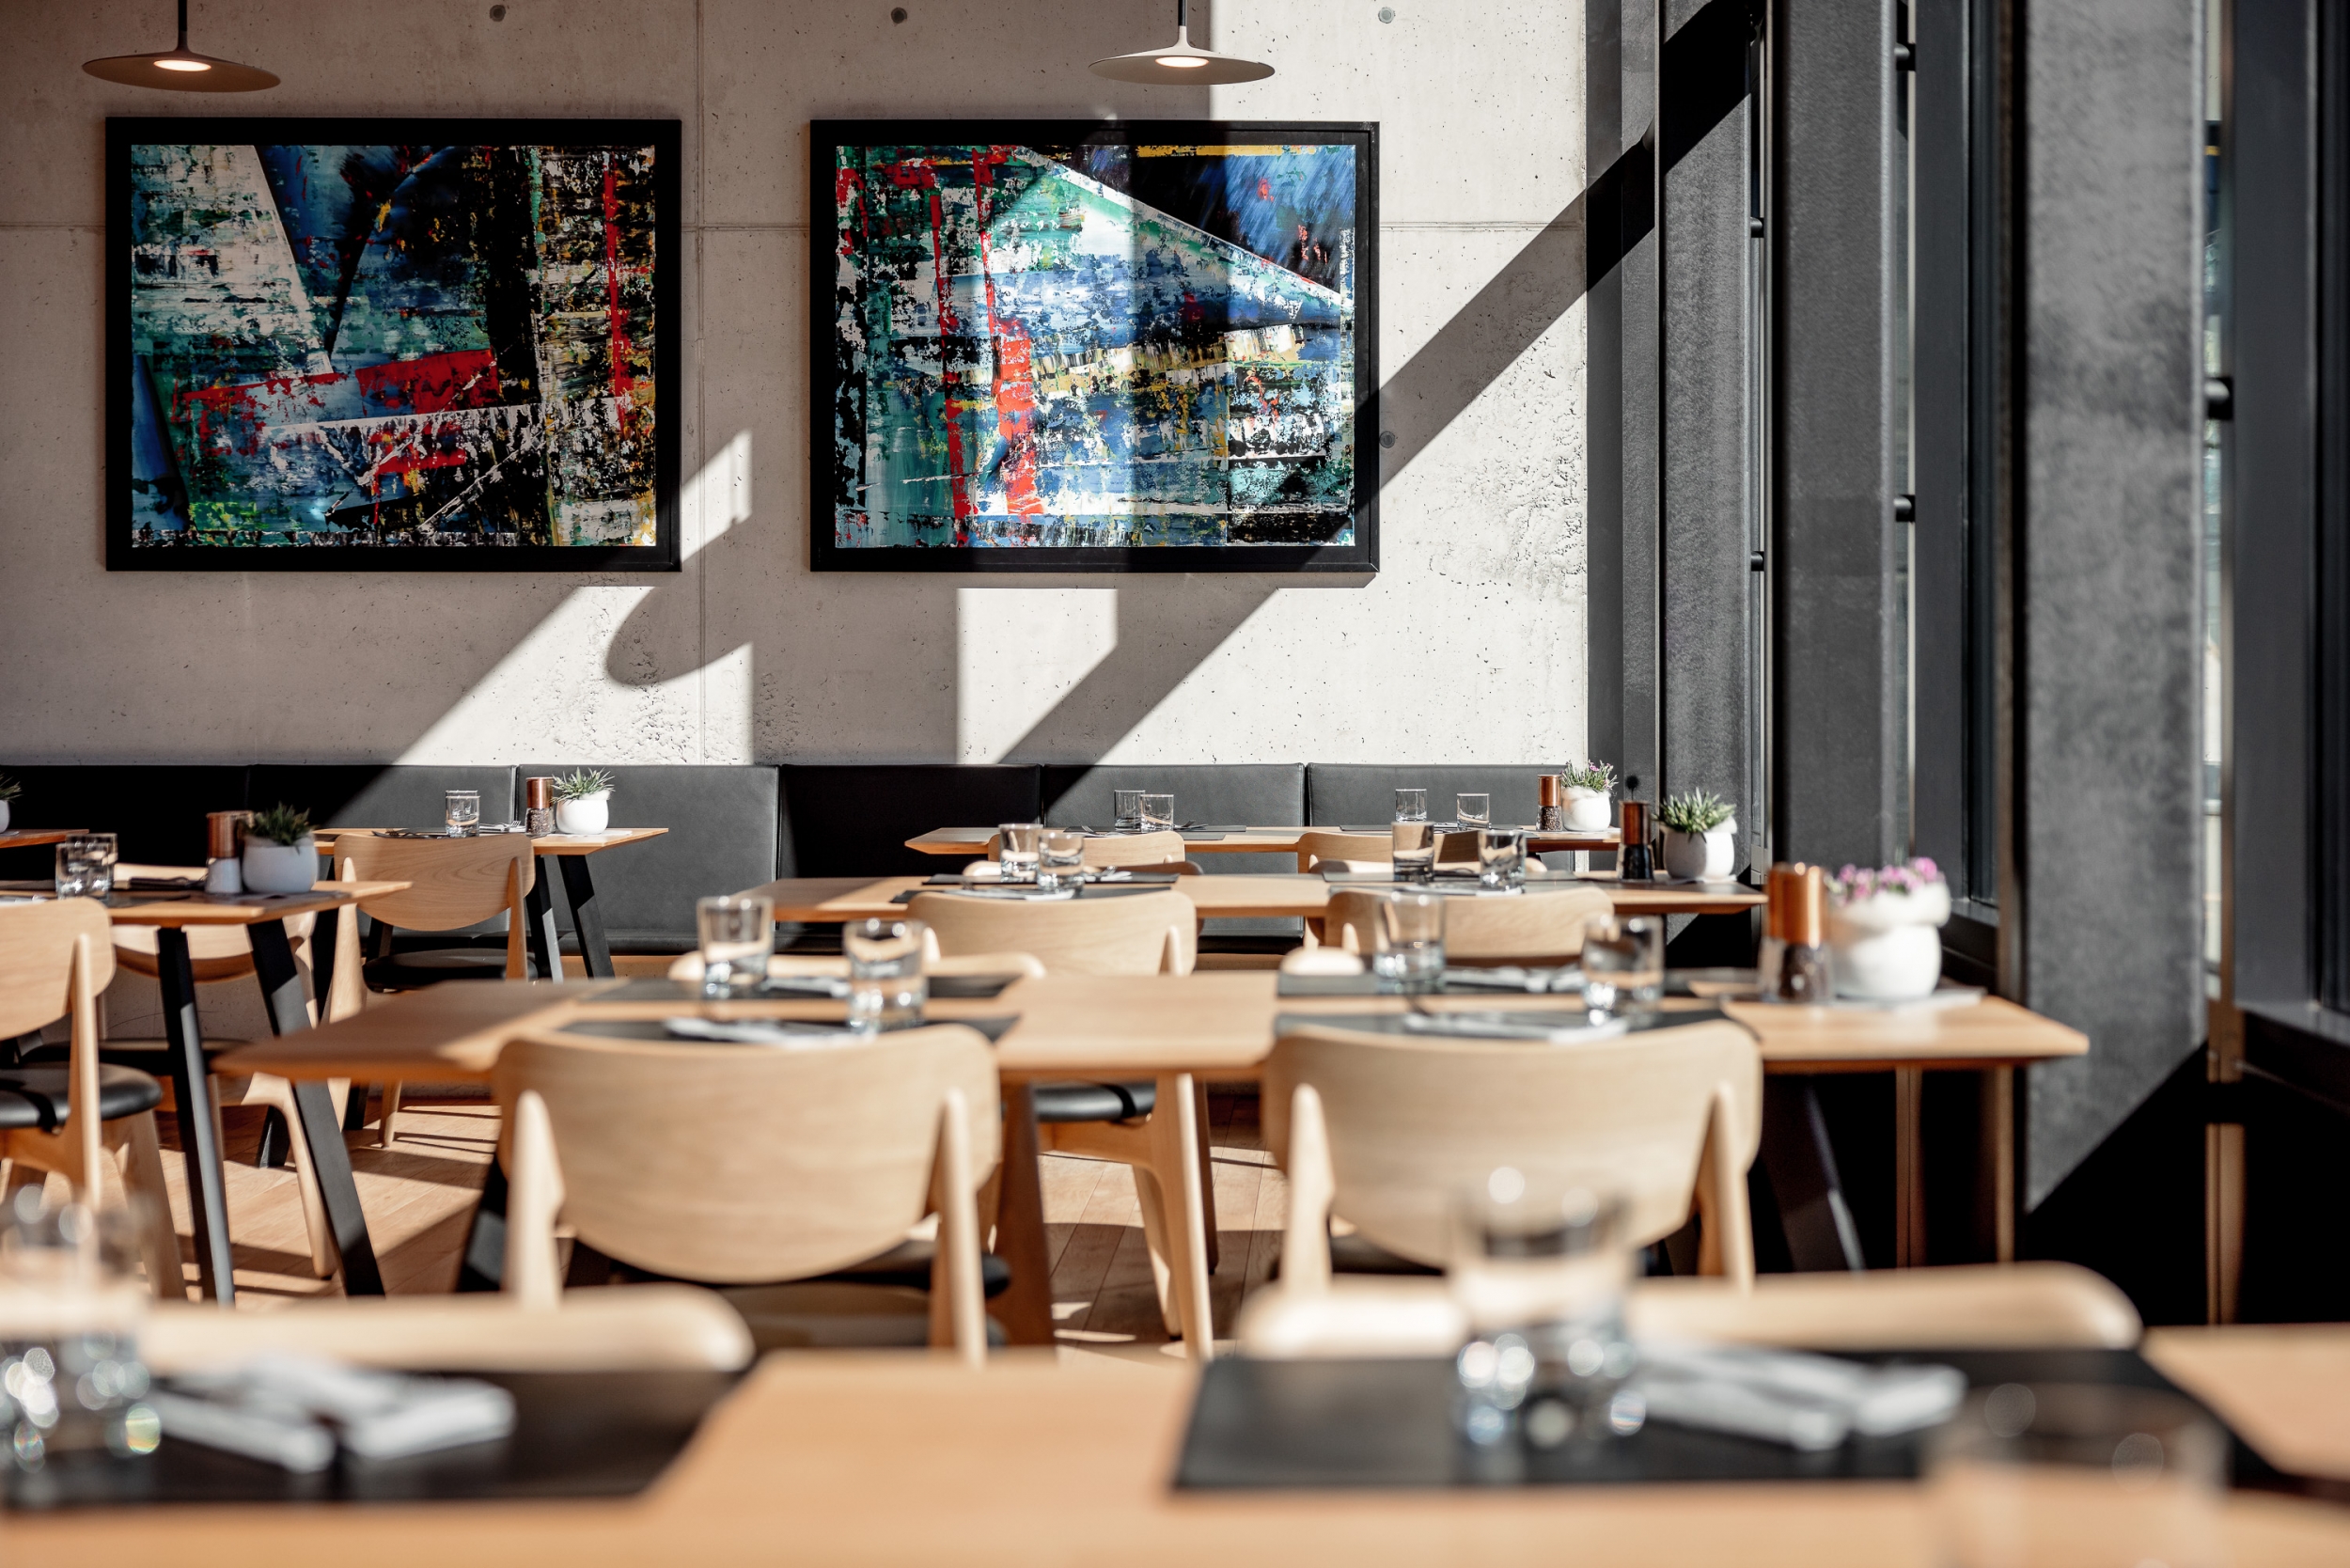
[[1317, 885, 1614, 966], [910, 888, 1213, 1341], [0, 901, 181, 1298], [494, 1024, 999, 1364], [1263, 1016, 1761, 1287], [1295, 829, 1392, 872], [331, 834, 537, 1145]]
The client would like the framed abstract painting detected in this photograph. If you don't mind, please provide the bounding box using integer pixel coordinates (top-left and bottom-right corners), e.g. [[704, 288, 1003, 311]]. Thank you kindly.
[[811, 119, 1378, 572], [106, 118, 680, 571]]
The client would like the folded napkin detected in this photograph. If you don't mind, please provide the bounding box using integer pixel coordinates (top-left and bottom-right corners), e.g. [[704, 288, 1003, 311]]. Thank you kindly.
[[125, 874, 206, 891], [1635, 1341, 1966, 1451], [156, 1354, 515, 1471], [1440, 965, 1585, 995], [1395, 1011, 1626, 1043]]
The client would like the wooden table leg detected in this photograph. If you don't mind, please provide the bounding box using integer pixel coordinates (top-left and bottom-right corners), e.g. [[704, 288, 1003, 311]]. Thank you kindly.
[[1152, 1072, 1216, 1361], [523, 863, 566, 985], [556, 855, 614, 980], [1192, 1076, 1220, 1273], [1894, 1067, 1926, 1267], [991, 1085, 1055, 1346], [156, 928, 234, 1305], [249, 918, 385, 1296], [1983, 1065, 2015, 1262]]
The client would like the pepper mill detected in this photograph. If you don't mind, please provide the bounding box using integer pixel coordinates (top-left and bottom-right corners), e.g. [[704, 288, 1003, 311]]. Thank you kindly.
[[1538, 772, 1564, 832], [205, 809, 252, 895], [524, 776, 556, 838], [1617, 800, 1654, 882], [1765, 863, 1834, 1003]]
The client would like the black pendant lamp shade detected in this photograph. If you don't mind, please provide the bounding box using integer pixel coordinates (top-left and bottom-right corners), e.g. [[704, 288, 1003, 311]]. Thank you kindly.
[[85, 0, 279, 92]]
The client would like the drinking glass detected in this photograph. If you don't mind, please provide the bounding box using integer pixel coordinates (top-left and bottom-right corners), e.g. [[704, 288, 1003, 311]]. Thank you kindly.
[[996, 822, 1042, 883], [1391, 821, 1437, 884], [53, 835, 118, 900], [1478, 827, 1528, 888], [1393, 788, 1429, 823], [1449, 1174, 1638, 1451], [1371, 890, 1447, 990], [1139, 794, 1176, 831], [1929, 1384, 2223, 1568], [1036, 828, 1087, 892], [845, 917, 927, 1034], [696, 895, 774, 997], [443, 789, 481, 838], [0, 1190, 157, 1466], [1456, 793, 1493, 827], [1112, 790, 1145, 830], [1580, 914, 1665, 1017]]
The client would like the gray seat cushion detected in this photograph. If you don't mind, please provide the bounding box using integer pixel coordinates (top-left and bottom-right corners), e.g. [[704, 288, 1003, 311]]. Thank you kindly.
[[1307, 764, 1560, 830], [780, 765, 1041, 877], [517, 764, 781, 954], [1042, 763, 1305, 937]]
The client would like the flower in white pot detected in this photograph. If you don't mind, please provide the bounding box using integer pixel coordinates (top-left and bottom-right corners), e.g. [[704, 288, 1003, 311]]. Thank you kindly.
[[1656, 788, 1738, 881], [239, 804, 320, 895], [553, 769, 615, 835], [0, 775, 18, 834], [1560, 760, 1616, 831], [1826, 858, 1951, 1000]]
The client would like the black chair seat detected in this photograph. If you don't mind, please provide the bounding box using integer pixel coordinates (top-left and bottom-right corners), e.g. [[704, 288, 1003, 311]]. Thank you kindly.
[[0, 1067, 164, 1131], [821, 1237, 1011, 1297], [1032, 1080, 1156, 1123], [364, 949, 539, 990], [716, 1281, 1009, 1354]]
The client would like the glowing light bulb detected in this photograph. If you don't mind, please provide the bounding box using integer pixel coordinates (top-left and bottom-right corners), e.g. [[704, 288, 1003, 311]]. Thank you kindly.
[[154, 57, 212, 71], [1154, 55, 1209, 68]]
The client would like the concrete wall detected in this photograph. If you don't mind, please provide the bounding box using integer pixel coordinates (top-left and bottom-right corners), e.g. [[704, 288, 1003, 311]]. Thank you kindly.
[[0, 0, 1588, 767]]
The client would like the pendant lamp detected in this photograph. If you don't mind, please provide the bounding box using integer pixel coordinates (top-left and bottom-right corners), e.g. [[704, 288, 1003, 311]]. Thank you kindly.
[[85, 0, 280, 92], [1090, 0, 1273, 86]]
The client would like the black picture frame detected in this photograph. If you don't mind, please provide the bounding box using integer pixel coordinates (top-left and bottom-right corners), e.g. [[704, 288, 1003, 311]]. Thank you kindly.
[[106, 117, 682, 572], [809, 118, 1380, 574]]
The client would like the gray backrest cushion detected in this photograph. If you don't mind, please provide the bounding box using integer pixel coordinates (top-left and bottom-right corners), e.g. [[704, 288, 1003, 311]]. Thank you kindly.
[[0, 764, 251, 874], [780, 765, 1041, 877], [1042, 763, 1306, 935], [1306, 764, 1559, 829], [518, 764, 781, 952]]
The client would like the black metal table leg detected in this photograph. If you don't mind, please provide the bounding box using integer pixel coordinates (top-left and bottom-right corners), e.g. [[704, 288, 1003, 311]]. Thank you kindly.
[[248, 917, 386, 1296], [1760, 1077, 1867, 1272], [523, 862, 565, 985], [556, 854, 613, 979], [156, 927, 234, 1305], [454, 1158, 509, 1293]]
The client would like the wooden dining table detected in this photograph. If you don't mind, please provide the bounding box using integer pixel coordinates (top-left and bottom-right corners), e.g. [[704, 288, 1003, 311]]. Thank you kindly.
[[0, 827, 89, 851], [908, 823, 1624, 856], [8, 1327, 2348, 1567]]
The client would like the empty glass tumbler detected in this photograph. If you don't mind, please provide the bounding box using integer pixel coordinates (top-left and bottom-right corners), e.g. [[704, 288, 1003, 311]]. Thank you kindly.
[[1112, 790, 1145, 829], [1456, 793, 1493, 827], [845, 917, 927, 1033], [996, 823, 1042, 883], [1393, 788, 1429, 823], [1371, 890, 1447, 990], [696, 895, 774, 997], [1391, 821, 1437, 884], [1139, 794, 1176, 830], [1580, 914, 1665, 1017], [1036, 828, 1086, 892], [443, 790, 481, 837], [0, 1191, 158, 1466], [1478, 827, 1528, 888], [54, 835, 118, 900]]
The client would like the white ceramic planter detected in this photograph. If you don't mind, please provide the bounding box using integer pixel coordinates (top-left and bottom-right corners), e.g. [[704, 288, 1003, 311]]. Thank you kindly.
[[1826, 883, 1951, 999], [241, 835, 319, 895], [1660, 821, 1737, 881], [1564, 788, 1612, 830], [556, 792, 611, 835], [0, 800, 10, 833]]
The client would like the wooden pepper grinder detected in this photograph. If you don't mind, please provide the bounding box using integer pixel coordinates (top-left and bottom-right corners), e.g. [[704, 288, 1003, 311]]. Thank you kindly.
[[524, 776, 556, 839], [1538, 772, 1564, 832], [1764, 863, 1833, 1003], [1618, 800, 1654, 882]]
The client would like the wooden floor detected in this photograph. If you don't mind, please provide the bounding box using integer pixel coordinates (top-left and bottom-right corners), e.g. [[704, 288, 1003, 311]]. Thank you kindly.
[[137, 1086, 1290, 1356]]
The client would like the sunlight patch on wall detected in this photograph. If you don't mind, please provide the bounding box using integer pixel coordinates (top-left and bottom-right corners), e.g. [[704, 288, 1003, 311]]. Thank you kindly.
[[956, 588, 1119, 761]]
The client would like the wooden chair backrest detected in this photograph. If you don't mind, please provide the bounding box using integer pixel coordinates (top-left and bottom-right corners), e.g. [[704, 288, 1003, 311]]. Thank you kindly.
[[493, 1025, 1000, 1285], [0, 901, 114, 1039], [1296, 830, 1392, 871], [1262, 1017, 1762, 1268], [910, 888, 1198, 976], [1322, 886, 1613, 964], [331, 833, 533, 933]]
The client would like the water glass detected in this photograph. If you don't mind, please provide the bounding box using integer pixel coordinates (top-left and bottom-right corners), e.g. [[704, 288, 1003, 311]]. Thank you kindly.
[[1580, 914, 1665, 1017], [1456, 793, 1493, 827], [1449, 1174, 1638, 1451], [444, 789, 481, 837], [1393, 787, 1429, 823], [1478, 827, 1528, 888], [696, 895, 774, 997], [997, 822, 1042, 883], [0, 1191, 157, 1467], [1929, 1384, 2223, 1568], [1139, 794, 1176, 830], [845, 917, 927, 1034], [1371, 890, 1447, 990], [1391, 820, 1437, 884], [1112, 790, 1145, 829], [1036, 828, 1086, 891], [54, 835, 118, 900]]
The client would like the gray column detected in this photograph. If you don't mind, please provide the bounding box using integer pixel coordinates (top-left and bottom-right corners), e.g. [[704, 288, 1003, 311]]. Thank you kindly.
[[1586, 0, 1628, 780], [1771, 0, 1901, 871], [1621, 1, 1664, 802], [2014, 0, 2206, 1206]]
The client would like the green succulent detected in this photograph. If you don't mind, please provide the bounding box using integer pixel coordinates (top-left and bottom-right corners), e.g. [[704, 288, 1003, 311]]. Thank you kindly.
[[1656, 788, 1735, 835], [0, 776, 21, 803], [1560, 760, 1615, 793], [245, 803, 315, 847], [552, 768, 616, 802]]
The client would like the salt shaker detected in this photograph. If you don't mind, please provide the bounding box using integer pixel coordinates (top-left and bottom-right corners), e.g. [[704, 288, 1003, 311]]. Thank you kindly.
[[524, 776, 556, 839]]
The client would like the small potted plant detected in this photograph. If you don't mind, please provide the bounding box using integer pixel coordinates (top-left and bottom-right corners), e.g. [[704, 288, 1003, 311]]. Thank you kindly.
[[553, 769, 616, 835], [240, 804, 319, 895], [1656, 788, 1738, 881], [1827, 859, 1950, 999], [0, 775, 19, 834], [1560, 760, 1616, 830]]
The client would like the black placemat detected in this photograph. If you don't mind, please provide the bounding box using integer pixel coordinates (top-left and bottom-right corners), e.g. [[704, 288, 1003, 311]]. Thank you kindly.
[[892, 884, 1172, 905], [591, 974, 1020, 1003], [559, 1014, 1020, 1044], [1272, 1007, 1725, 1042], [7, 1369, 737, 1511], [1277, 971, 1581, 999], [919, 872, 1181, 887], [1174, 1350, 2316, 1495]]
